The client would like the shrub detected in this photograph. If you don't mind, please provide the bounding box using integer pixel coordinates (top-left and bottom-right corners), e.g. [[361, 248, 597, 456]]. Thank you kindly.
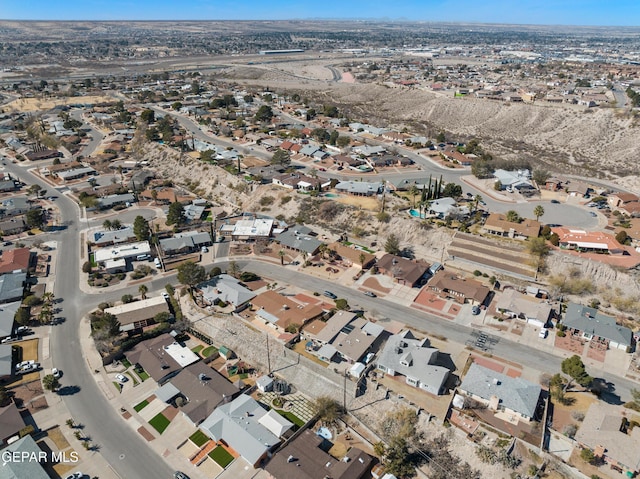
[[473, 270, 482, 276], [563, 424, 577, 438], [82, 261, 92, 273], [121, 294, 134, 304], [259, 196, 275, 207]]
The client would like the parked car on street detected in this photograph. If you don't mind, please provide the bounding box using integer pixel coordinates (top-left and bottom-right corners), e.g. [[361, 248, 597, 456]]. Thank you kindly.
[[363, 291, 377, 297], [52, 368, 61, 378], [323, 291, 337, 299]]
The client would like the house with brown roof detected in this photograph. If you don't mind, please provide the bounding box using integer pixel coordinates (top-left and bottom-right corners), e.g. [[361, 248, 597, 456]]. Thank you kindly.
[[608, 192, 640, 214], [126, 333, 200, 384], [428, 270, 490, 305], [481, 213, 541, 240], [265, 429, 374, 479], [0, 217, 27, 236], [0, 248, 33, 275], [567, 181, 591, 197], [442, 149, 473, 166], [376, 254, 430, 287], [163, 361, 240, 425], [544, 177, 565, 191], [328, 243, 375, 269], [104, 296, 172, 332], [251, 290, 323, 334], [575, 403, 640, 475], [0, 402, 26, 445]]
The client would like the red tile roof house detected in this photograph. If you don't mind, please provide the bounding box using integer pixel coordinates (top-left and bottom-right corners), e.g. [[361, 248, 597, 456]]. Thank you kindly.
[[428, 270, 490, 305], [251, 290, 324, 337], [0, 248, 33, 275], [608, 192, 640, 211]]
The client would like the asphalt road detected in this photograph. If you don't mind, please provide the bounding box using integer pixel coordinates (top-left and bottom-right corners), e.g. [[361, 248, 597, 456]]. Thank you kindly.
[[70, 108, 104, 158], [2, 163, 174, 479]]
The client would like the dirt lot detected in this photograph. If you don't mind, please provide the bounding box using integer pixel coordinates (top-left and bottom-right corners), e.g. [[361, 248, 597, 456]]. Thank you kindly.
[[5, 95, 116, 112]]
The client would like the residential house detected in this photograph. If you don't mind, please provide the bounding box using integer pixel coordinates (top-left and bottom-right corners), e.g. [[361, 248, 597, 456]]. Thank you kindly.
[[126, 333, 200, 384], [56, 166, 96, 182], [251, 290, 323, 334], [93, 241, 151, 265], [272, 173, 329, 192], [0, 435, 50, 479], [183, 204, 206, 222], [229, 218, 274, 241], [351, 145, 386, 157], [128, 169, 155, 190], [482, 213, 541, 240], [381, 131, 408, 143], [575, 403, 640, 476], [92, 227, 137, 247], [25, 149, 62, 161], [0, 344, 11, 380], [275, 225, 323, 256], [426, 197, 467, 219], [307, 311, 358, 345], [299, 144, 319, 157], [332, 155, 363, 168], [608, 192, 640, 211], [544, 177, 565, 191], [199, 394, 293, 467], [551, 227, 625, 254], [335, 181, 382, 196], [0, 302, 21, 340], [495, 289, 554, 328], [197, 274, 256, 311], [265, 429, 374, 479], [329, 317, 385, 364], [328, 243, 375, 269], [0, 197, 32, 218], [97, 193, 135, 210], [377, 330, 450, 395], [428, 270, 490, 305], [160, 234, 204, 256], [493, 169, 534, 190], [563, 302, 633, 351], [0, 402, 26, 445], [442, 149, 473, 165], [104, 296, 172, 332], [0, 272, 26, 304], [459, 363, 542, 423], [158, 361, 240, 426], [0, 179, 18, 193], [0, 248, 33, 275], [0, 217, 27, 236], [377, 254, 430, 287], [566, 181, 591, 198]]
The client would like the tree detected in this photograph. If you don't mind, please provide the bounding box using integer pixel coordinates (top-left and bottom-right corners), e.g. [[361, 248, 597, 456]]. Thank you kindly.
[[271, 148, 291, 167], [138, 284, 148, 300], [227, 261, 240, 278], [26, 209, 45, 229], [533, 205, 545, 221], [561, 355, 593, 390], [442, 182, 462, 198], [436, 131, 446, 143], [505, 210, 521, 223], [278, 250, 285, 265], [27, 184, 43, 198], [14, 307, 30, 326], [102, 220, 112, 231], [140, 109, 155, 124], [42, 374, 60, 392], [312, 396, 345, 427], [359, 252, 366, 268], [408, 185, 419, 208], [133, 215, 150, 241], [150, 189, 158, 204], [171, 101, 183, 110], [384, 234, 401, 255], [111, 219, 122, 230], [254, 105, 274, 122], [616, 230, 630, 245], [580, 448, 596, 464], [527, 237, 549, 256], [209, 266, 222, 278], [473, 194, 483, 212], [336, 135, 351, 148], [177, 261, 206, 290], [334, 298, 349, 310], [532, 169, 551, 185], [166, 201, 186, 226], [121, 294, 134, 304]]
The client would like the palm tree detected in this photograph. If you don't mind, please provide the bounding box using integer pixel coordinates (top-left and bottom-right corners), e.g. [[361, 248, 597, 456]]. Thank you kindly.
[[474, 194, 483, 212], [138, 284, 148, 300], [533, 205, 545, 222], [151, 189, 158, 204], [318, 244, 329, 259], [278, 250, 286, 265], [408, 185, 419, 208], [111, 219, 122, 230], [42, 291, 55, 306], [359, 252, 366, 269], [102, 219, 112, 231]]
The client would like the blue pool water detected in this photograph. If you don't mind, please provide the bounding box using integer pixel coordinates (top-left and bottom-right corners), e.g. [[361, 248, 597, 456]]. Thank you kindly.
[[409, 209, 424, 218], [324, 193, 340, 198]]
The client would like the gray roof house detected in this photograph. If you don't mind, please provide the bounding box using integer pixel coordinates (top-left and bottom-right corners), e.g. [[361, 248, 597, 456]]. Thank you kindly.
[[275, 226, 323, 255], [0, 197, 31, 217], [93, 226, 136, 246], [563, 302, 633, 350], [97, 193, 135, 209], [0, 301, 21, 339], [0, 435, 50, 479], [299, 144, 319, 157], [459, 363, 542, 422], [0, 273, 26, 304], [197, 274, 256, 310], [335, 181, 382, 196], [377, 330, 450, 395], [160, 236, 197, 255], [0, 343, 12, 380], [174, 230, 212, 246], [199, 394, 293, 467]]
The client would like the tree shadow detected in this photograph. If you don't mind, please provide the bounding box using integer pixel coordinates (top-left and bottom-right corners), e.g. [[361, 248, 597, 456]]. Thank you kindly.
[[57, 385, 81, 396], [591, 378, 622, 405]]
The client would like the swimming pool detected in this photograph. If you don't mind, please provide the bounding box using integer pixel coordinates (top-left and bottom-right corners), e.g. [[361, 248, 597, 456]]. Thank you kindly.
[[409, 209, 424, 218], [324, 193, 340, 198]]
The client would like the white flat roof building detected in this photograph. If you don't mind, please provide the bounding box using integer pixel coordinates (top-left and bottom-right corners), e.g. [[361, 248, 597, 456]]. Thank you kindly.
[[232, 219, 274, 239], [93, 241, 151, 263], [162, 342, 200, 368]]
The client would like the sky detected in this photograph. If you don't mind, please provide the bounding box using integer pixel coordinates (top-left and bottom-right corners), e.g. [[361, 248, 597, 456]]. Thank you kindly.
[[1, 0, 638, 26]]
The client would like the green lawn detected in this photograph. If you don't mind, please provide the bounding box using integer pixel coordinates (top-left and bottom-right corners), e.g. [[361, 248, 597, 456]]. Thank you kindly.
[[192, 345, 204, 355], [125, 371, 139, 385], [134, 400, 149, 412], [112, 381, 122, 393], [134, 369, 150, 382], [277, 409, 305, 427], [209, 446, 234, 468], [149, 413, 171, 434], [121, 358, 132, 368], [189, 430, 210, 447], [201, 346, 218, 358]]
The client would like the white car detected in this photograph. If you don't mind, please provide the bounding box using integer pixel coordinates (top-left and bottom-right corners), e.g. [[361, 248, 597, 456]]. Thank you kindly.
[[16, 360, 35, 370], [539, 328, 549, 339], [52, 368, 61, 378], [162, 292, 170, 300], [115, 374, 128, 383], [65, 472, 84, 479]]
